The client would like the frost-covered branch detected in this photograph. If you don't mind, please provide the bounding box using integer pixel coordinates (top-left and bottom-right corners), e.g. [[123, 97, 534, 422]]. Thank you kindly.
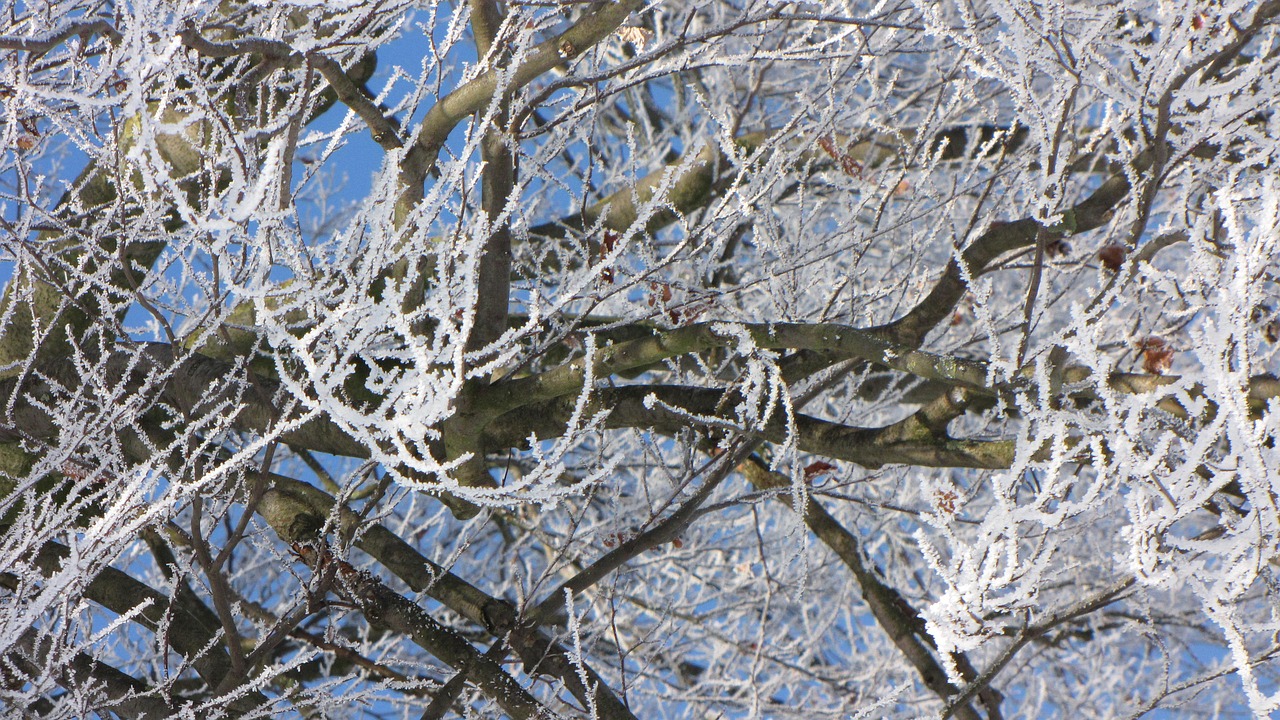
[[399, 0, 645, 205], [4, 627, 171, 719], [5, 0, 1280, 716], [176, 25, 402, 151]]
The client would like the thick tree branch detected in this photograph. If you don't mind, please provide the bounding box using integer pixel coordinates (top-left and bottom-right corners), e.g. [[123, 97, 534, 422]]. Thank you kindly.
[[529, 130, 776, 244], [399, 0, 643, 206], [177, 25, 402, 150], [259, 476, 639, 720], [481, 321, 993, 419], [486, 384, 1014, 471], [12, 542, 265, 712], [442, 0, 520, 494], [878, 169, 1133, 346], [527, 124, 1027, 267], [1, 341, 1271, 479], [468, 0, 505, 60], [879, 2, 1280, 349], [739, 457, 997, 720], [0, 18, 119, 53], [5, 627, 172, 719], [287, 540, 556, 720]]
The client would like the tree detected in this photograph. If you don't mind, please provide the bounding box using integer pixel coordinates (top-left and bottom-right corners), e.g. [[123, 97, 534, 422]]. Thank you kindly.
[[1, 0, 1279, 717]]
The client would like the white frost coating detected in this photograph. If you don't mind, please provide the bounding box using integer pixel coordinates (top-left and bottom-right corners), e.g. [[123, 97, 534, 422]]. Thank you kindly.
[[4, 0, 1280, 717], [498, 332, 616, 505], [226, 134, 288, 224], [709, 322, 784, 433]]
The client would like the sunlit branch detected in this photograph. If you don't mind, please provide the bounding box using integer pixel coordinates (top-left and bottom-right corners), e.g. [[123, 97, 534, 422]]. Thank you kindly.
[[399, 0, 644, 206], [526, 124, 1030, 256], [482, 321, 993, 418], [486, 384, 1015, 470]]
